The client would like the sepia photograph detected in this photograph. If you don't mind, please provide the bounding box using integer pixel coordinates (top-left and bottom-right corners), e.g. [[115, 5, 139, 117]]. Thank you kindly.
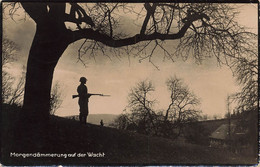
[[1, 1, 258, 165]]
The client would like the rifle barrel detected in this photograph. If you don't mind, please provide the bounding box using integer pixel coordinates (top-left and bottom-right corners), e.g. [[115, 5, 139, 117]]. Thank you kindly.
[[102, 94, 111, 96], [72, 94, 110, 99]]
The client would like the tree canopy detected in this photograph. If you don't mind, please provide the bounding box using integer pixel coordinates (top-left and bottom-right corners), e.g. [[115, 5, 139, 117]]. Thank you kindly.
[[4, 3, 257, 63]]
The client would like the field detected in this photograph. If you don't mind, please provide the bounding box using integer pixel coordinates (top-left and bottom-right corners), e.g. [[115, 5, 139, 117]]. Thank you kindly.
[[1, 104, 258, 165]]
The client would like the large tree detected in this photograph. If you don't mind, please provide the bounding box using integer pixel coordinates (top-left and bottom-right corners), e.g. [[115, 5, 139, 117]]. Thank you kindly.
[[2, 35, 64, 112], [4, 3, 256, 124]]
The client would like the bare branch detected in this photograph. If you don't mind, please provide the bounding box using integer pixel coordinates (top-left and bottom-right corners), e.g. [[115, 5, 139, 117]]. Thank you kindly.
[[165, 76, 200, 123]]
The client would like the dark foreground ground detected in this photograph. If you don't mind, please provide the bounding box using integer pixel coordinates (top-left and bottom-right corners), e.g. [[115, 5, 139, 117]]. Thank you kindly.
[[1, 105, 258, 166]]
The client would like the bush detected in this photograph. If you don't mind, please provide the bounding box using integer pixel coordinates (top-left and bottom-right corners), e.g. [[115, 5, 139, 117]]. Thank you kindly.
[[183, 123, 210, 145]]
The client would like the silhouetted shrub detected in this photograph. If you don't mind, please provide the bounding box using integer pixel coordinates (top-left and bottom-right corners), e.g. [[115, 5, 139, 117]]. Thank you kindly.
[[183, 123, 210, 145]]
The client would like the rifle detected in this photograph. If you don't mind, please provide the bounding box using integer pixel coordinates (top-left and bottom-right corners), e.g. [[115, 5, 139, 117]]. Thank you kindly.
[[72, 93, 110, 99]]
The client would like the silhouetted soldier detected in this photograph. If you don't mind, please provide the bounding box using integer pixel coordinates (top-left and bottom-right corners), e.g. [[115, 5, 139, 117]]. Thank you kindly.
[[100, 119, 104, 126], [77, 77, 89, 124]]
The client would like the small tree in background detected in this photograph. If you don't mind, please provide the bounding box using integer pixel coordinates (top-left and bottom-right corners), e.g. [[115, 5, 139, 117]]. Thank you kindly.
[[163, 76, 201, 138], [231, 57, 258, 111], [49, 82, 64, 115], [2, 36, 24, 106], [2, 36, 18, 67], [121, 77, 201, 138], [7, 71, 25, 106], [127, 80, 157, 134], [2, 71, 15, 104], [2, 36, 17, 104], [113, 114, 130, 130]]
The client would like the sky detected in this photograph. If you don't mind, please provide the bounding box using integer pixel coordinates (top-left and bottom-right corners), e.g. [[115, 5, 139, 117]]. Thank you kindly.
[[2, 3, 258, 118]]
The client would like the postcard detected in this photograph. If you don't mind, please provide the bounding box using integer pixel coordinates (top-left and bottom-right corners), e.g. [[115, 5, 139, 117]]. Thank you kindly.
[[1, 1, 258, 166]]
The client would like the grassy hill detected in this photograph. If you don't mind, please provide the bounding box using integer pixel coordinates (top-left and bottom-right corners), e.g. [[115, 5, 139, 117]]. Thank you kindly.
[[66, 114, 118, 126], [1, 105, 258, 166]]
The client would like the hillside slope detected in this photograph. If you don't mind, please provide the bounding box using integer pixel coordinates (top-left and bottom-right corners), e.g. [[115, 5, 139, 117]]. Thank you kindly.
[[1, 107, 257, 166], [66, 114, 118, 126]]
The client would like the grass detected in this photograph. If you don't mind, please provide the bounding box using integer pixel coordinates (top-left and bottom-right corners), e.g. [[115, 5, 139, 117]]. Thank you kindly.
[[1, 105, 258, 165]]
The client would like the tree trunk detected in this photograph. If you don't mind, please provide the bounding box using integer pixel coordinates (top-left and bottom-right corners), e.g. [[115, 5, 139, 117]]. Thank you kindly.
[[21, 24, 69, 126]]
